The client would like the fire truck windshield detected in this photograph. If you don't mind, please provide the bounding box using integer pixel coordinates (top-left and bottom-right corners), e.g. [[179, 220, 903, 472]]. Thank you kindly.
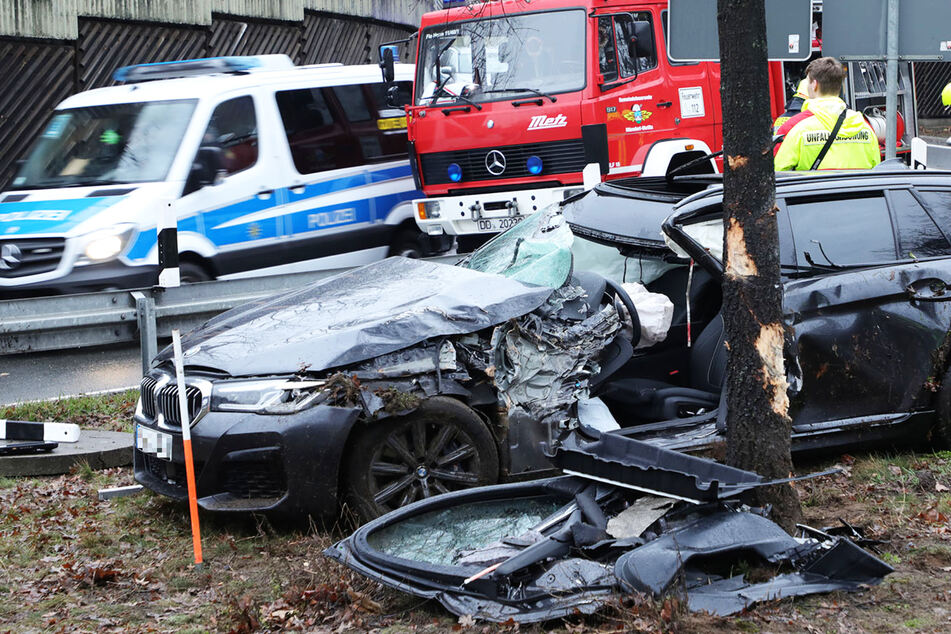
[[415, 9, 585, 107]]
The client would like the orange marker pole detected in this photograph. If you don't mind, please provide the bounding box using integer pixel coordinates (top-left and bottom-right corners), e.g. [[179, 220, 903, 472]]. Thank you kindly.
[[172, 329, 203, 566]]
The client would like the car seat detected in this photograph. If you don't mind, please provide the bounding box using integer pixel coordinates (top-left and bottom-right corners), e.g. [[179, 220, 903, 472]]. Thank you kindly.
[[599, 313, 725, 421]]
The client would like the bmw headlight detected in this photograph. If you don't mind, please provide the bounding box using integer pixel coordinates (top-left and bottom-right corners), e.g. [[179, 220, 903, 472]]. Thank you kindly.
[[210, 378, 329, 415], [76, 224, 136, 265]]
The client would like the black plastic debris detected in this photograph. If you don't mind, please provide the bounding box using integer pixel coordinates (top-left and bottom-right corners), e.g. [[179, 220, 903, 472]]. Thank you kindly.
[[615, 511, 892, 615], [326, 473, 892, 624], [553, 429, 764, 502], [685, 538, 893, 615]]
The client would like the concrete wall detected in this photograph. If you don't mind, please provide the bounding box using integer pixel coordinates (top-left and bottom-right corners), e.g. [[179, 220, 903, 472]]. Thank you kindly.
[[0, 0, 435, 39]]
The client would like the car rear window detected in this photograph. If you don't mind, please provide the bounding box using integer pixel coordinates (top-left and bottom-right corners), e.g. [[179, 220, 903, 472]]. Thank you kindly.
[[786, 194, 896, 266], [890, 189, 951, 258], [916, 190, 951, 244]]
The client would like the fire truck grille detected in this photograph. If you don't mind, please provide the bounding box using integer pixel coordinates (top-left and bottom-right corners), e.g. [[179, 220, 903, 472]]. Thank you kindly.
[[0, 238, 65, 278], [420, 139, 586, 185]]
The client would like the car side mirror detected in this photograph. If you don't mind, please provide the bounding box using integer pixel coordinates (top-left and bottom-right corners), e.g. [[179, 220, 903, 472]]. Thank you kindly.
[[379, 45, 396, 84], [184, 145, 224, 195], [631, 20, 654, 58], [386, 84, 403, 109]]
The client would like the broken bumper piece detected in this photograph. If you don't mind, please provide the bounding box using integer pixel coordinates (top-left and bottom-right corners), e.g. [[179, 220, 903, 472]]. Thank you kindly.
[[327, 431, 891, 623]]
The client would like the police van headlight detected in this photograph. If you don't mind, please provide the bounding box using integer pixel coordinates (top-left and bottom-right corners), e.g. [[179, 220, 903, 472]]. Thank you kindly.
[[210, 378, 330, 415], [76, 224, 136, 265]]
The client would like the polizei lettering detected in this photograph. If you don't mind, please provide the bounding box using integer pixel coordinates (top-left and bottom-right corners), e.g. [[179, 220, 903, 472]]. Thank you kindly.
[[804, 129, 872, 145], [0, 209, 71, 222], [527, 114, 567, 130], [307, 208, 356, 228]]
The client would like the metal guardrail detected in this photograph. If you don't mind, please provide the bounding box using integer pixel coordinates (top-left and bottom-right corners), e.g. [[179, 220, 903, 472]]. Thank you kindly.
[[0, 255, 460, 372]]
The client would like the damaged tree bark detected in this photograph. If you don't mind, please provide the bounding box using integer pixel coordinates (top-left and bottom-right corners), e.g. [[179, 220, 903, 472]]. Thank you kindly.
[[716, 0, 801, 532]]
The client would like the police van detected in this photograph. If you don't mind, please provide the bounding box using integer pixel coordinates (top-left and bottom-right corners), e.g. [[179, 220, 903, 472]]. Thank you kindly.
[[0, 55, 446, 297]]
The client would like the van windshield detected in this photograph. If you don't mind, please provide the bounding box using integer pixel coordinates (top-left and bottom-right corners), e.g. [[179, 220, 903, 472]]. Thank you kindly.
[[11, 99, 197, 190], [415, 9, 585, 106]]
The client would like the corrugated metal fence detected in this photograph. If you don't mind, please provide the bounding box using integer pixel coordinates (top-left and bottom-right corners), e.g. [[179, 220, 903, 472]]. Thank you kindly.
[[0, 11, 413, 188]]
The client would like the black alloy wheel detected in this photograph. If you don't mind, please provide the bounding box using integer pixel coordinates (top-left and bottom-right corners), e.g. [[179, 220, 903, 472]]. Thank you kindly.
[[388, 227, 425, 258], [178, 260, 212, 283], [346, 396, 499, 520]]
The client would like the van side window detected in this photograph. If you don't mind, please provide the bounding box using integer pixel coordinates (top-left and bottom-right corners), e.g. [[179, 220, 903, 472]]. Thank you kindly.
[[203, 96, 258, 175], [787, 195, 897, 266], [599, 13, 656, 83], [343, 83, 411, 163], [332, 85, 372, 122], [276, 87, 360, 174]]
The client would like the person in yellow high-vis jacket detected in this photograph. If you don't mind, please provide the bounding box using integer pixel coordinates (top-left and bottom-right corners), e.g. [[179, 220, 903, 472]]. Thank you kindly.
[[772, 78, 810, 134], [775, 57, 880, 171], [943, 82, 951, 107]]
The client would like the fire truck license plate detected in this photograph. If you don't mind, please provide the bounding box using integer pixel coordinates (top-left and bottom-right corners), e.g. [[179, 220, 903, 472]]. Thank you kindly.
[[476, 216, 523, 232], [136, 425, 173, 460]]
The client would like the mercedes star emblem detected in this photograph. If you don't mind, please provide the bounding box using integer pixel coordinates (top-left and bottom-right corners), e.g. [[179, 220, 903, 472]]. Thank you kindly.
[[0, 243, 22, 270], [485, 149, 507, 176]]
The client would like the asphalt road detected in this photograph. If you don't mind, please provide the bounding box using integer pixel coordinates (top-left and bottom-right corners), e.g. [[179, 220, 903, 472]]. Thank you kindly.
[[0, 344, 142, 406]]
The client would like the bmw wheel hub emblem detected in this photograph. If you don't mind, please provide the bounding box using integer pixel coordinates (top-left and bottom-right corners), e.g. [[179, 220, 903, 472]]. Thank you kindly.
[[485, 150, 507, 176], [0, 243, 22, 270]]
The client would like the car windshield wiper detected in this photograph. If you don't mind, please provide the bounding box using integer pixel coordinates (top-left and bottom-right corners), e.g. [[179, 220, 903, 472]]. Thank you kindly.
[[21, 177, 124, 189], [482, 88, 556, 103], [74, 178, 130, 187], [425, 85, 483, 111]]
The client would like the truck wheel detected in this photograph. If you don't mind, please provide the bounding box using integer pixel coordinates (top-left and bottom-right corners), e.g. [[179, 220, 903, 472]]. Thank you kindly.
[[179, 261, 212, 284], [388, 227, 424, 258], [345, 396, 499, 521]]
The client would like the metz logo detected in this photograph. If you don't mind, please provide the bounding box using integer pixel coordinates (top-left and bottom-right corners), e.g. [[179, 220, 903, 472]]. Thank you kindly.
[[527, 114, 567, 130]]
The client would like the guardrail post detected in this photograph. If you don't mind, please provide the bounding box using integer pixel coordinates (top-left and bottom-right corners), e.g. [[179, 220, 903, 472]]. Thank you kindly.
[[132, 291, 157, 376]]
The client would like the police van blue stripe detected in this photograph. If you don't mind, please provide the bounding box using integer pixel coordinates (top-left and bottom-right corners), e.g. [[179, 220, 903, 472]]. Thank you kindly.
[[122, 166, 421, 265], [0, 197, 123, 235]]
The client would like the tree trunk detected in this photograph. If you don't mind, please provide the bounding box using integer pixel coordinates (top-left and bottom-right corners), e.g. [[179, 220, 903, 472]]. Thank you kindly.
[[716, 0, 801, 532]]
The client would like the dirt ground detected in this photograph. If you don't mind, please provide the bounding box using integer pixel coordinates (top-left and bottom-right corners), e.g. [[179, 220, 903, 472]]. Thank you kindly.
[[2, 396, 951, 633]]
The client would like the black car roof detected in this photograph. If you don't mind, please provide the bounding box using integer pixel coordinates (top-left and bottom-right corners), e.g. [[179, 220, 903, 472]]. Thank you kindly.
[[568, 169, 951, 252], [674, 169, 951, 215]]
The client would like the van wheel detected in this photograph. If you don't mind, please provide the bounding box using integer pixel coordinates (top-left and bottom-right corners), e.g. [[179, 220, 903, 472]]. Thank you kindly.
[[345, 397, 498, 521], [179, 261, 212, 284], [388, 228, 424, 258]]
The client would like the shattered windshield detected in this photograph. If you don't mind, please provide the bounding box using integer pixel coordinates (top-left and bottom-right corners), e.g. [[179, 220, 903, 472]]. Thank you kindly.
[[12, 100, 196, 190], [367, 497, 563, 566], [415, 10, 585, 106], [463, 208, 573, 288]]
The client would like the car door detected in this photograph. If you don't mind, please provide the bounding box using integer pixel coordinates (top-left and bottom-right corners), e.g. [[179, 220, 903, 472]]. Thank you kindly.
[[591, 10, 668, 173], [780, 187, 951, 428], [275, 83, 387, 265], [178, 93, 282, 275], [329, 82, 416, 225]]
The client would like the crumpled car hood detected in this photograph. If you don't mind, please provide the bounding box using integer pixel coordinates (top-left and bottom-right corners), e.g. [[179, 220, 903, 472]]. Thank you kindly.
[[155, 257, 555, 377]]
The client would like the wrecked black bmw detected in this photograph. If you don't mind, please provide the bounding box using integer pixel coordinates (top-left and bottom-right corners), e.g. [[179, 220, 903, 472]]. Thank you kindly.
[[133, 199, 659, 518], [134, 169, 951, 518]]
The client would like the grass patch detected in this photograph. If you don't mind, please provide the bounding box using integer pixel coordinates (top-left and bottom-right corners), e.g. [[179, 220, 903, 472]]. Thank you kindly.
[[0, 389, 138, 432]]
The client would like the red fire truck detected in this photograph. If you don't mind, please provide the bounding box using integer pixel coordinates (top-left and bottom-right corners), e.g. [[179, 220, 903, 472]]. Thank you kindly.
[[382, 0, 914, 246]]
